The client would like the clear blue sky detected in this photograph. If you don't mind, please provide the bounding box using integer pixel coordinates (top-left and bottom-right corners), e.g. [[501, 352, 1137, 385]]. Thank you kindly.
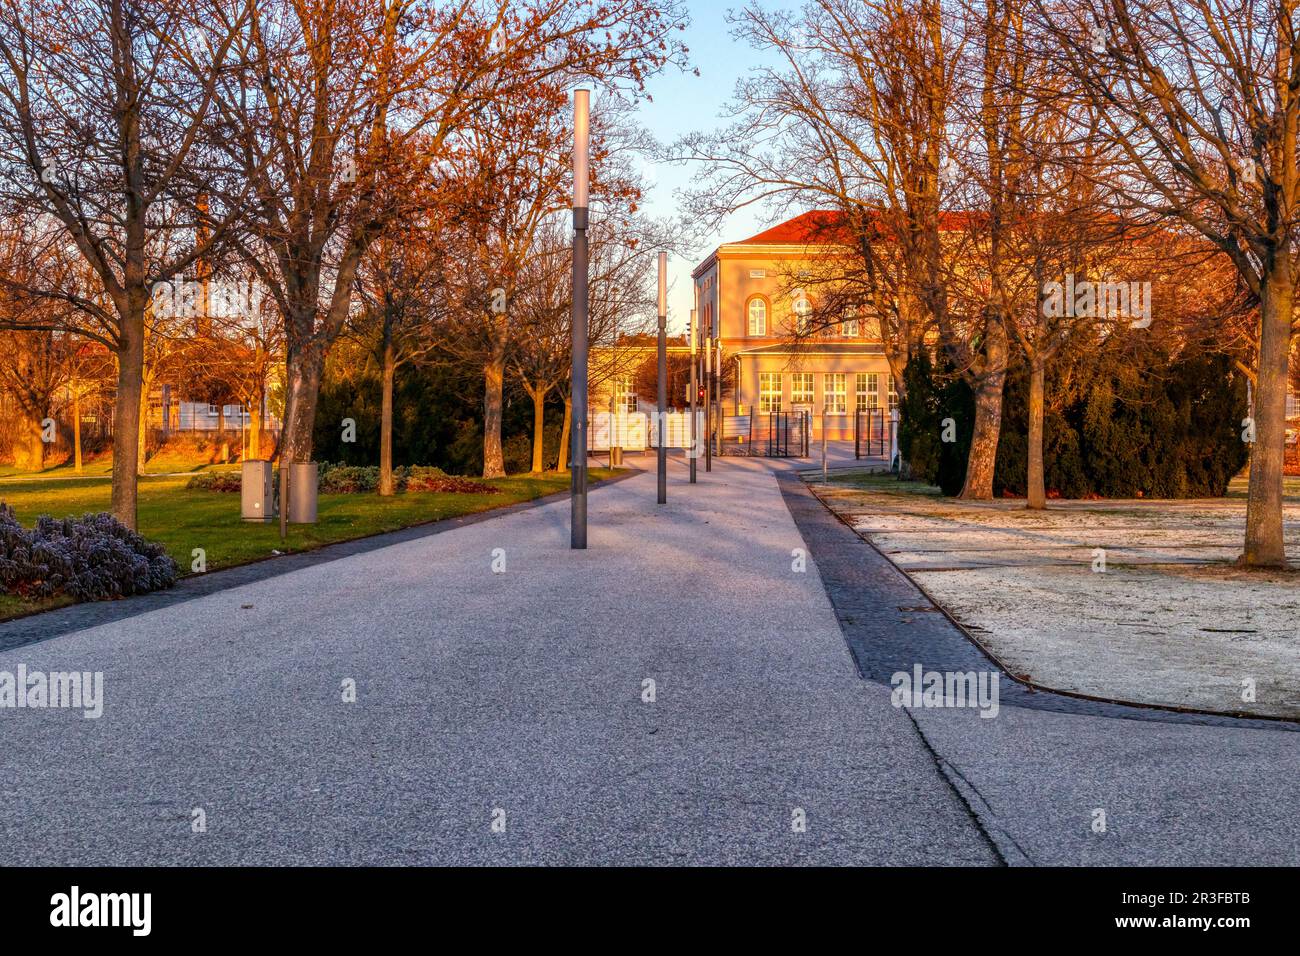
[[630, 0, 799, 333]]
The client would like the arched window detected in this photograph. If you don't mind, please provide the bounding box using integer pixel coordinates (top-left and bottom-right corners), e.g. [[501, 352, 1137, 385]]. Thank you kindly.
[[747, 296, 767, 336], [791, 289, 811, 333]]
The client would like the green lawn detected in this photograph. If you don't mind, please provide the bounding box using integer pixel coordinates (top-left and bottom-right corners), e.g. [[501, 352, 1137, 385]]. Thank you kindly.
[[0, 592, 73, 621], [1226, 473, 1300, 500], [0, 457, 239, 479], [0, 468, 616, 620], [822, 470, 944, 497]]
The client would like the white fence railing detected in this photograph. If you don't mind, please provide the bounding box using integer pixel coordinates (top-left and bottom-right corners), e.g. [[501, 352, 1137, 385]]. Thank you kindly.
[[588, 410, 704, 451]]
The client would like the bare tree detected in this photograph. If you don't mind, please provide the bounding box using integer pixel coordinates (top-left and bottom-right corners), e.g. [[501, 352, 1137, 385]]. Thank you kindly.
[[0, 0, 254, 527], [1030, 0, 1299, 565], [510, 224, 572, 472], [215, 0, 689, 476], [679, 0, 1033, 494], [59, 339, 115, 473], [436, 85, 573, 478], [511, 194, 665, 473]]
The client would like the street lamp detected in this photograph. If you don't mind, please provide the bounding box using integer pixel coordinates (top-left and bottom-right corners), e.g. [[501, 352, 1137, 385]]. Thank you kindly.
[[570, 88, 590, 549], [657, 251, 668, 505], [689, 302, 697, 484], [704, 293, 712, 473]]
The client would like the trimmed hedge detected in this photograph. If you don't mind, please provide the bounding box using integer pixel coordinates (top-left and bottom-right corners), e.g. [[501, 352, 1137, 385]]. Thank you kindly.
[[187, 463, 500, 495], [186, 472, 242, 493], [899, 346, 1249, 499], [0, 504, 178, 601]]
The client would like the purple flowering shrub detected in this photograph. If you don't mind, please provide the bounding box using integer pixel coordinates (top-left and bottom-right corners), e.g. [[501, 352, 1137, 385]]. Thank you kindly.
[[0, 503, 178, 602]]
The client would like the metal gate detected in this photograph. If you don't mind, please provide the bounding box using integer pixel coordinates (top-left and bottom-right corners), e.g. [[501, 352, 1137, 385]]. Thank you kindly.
[[854, 408, 895, 459], [748, 410, 809, 458]]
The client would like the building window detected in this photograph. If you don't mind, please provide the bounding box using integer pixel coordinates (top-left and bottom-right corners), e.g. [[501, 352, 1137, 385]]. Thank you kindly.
[[759, 372, 783, 413], [856, 373, 877, 411], [790, 372, 814, 406], [791, 289, 811, 333], [616, 376, 637, 412], [824, 373, 846, 414], [747, 297, 767, 336], [842, 309, 859, 337], [888, 376, 899, 410]]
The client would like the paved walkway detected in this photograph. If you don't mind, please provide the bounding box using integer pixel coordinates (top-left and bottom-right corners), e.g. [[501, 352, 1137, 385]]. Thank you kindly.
[[0, 458, 992, 865], [0, 455, 1295, 865]]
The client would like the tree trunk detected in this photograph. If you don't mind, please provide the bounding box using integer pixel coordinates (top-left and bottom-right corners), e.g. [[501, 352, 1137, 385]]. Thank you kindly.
[[557, 396, 571, 474], [73, 391, 83, 474], [528, 383, 546, 473], [1241, 262, 1292, 567], [280, 342, 325, 464], [248, 381, 263, 460], [1026, 355, 1046, 510], [13, 411, 44, 472], [137, 372, 150, 474], [482, 357, 506, 479], [379, 336, 396, 496], [111, 318, 145, 530], [959, 315, 1008, 500]]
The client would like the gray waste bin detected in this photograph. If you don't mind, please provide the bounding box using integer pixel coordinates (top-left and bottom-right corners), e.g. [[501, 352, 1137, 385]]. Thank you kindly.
[[241, 460, 274, 522], [287, 461, 318, 524]]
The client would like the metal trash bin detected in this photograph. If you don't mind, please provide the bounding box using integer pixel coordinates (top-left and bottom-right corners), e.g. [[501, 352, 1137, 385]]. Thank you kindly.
[[241, 460, 274, 522], [287, 461, 318, 524]]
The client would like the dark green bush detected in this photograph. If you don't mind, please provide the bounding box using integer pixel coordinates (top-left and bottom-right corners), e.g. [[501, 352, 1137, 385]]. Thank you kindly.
[[898, 351, 942, 484], [898, 351, 973, 494], [312, 356, 557, 476], [904, 345, 1247, 499], [989, 349, 1247, 498]]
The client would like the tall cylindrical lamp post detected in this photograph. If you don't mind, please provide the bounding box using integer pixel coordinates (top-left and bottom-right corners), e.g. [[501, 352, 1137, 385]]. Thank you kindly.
[[656, 251, 668, 505], [704, 306, 713, 473], [570, 88, 590, 549], [689, 304, 697, 484]]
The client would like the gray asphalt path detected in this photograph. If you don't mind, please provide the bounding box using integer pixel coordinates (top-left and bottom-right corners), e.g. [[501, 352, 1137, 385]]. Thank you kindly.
[[912, 704, 1299, 865], [3, 453, 1294, 866], [0, 459, 995, 865]]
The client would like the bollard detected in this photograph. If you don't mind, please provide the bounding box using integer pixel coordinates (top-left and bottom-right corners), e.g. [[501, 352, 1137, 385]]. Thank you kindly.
[[821, 410, 828, 483]]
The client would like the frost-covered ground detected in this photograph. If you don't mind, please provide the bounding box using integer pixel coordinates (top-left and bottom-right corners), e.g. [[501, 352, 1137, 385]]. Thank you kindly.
[[816, 478, 1300, 719]]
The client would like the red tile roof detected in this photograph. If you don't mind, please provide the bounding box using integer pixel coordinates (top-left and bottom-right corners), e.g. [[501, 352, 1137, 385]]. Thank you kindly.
[[736, 209, 981, 245], [737, 210, 851, 245]]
